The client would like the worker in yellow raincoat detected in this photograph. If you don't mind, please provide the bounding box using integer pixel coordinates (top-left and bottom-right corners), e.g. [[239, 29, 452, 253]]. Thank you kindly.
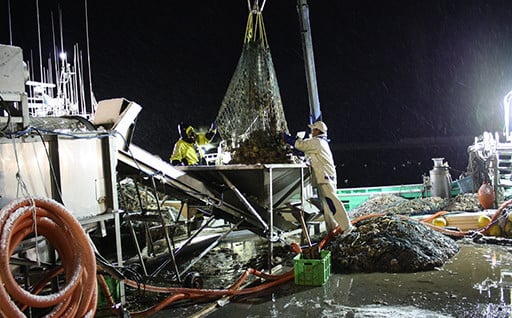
[[170, 122, 217, 165]]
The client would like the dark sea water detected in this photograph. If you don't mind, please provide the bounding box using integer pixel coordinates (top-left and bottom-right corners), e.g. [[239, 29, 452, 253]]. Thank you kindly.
[[334, 143, 470, 188]]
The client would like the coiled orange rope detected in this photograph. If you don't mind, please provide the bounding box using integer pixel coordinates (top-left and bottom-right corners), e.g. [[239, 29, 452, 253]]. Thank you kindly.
[[0, 197, 97, 317]]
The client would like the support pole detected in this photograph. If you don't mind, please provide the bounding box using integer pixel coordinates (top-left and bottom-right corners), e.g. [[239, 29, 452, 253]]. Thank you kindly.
[[219, 173, 269, 231], [504, 90, 512, 141], [297, 0, 322, 123]]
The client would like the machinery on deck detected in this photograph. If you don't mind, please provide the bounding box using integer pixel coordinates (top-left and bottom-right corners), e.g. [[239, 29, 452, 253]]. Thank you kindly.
[[0, 42, 315, 314], [0, 1, 326, 314]]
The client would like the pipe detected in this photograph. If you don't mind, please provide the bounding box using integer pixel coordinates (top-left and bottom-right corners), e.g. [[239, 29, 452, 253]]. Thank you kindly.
[[219, 172, 269, 231], [296, 0, 322, 123]]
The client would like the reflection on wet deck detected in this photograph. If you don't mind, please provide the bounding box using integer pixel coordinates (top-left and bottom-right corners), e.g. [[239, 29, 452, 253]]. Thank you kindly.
[[156, 243, 512, 318]]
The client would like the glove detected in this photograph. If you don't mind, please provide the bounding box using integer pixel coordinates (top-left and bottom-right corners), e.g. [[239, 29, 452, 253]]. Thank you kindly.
[[206, 122, 217, 140], [282, 132, 297, 146], [209, 121, 217, 132], [171, 160, 181, 166], [292, 148, 305, 157]]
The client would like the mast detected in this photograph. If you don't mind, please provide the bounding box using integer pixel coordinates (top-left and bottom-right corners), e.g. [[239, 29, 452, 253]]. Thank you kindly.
[[8, 0, 13, 45], [36, 0, 43, 81], [504, 90, 512, 141], [296, 0, 322, 123], [84, 0, 94, 113], [52, 11, 58, 94], [59, 5, 64, 54]]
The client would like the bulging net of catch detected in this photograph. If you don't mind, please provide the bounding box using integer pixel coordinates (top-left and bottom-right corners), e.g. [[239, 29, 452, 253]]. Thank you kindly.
[[215, 4, 290, 163]]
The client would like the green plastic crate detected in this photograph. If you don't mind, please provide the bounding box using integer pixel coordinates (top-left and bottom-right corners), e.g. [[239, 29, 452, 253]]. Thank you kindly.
[[97, 276, 120, 307], [294, 250, 331, 286]]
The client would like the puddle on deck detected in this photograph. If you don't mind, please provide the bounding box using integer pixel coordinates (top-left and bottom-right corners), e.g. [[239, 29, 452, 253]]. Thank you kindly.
[[149, 240, 512, 318]]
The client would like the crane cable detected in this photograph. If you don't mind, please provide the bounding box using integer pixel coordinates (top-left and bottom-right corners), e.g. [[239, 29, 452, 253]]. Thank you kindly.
[[0, 197, 97, 317], [247, 0, 268, 12], [244, 0, 269, 48]]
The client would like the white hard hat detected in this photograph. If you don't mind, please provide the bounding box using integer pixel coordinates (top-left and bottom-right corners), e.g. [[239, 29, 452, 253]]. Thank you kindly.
[[308, 121, 328, 133]]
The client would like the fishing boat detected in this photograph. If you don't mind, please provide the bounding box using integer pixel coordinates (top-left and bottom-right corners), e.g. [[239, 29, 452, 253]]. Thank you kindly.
[[2, 0, 512, 317]]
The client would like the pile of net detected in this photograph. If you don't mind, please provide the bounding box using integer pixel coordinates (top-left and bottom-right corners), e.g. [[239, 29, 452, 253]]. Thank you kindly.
[[350, 193, 482, 219], [215, 5, 291, 164], [328, 215, 460, 273]]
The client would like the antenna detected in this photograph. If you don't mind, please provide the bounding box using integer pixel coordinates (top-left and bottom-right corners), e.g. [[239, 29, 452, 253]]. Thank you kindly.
[[36, 0, 43, 81], [85, 0, 94, 113], [8, 0, 13, 45], [59, 5, 64, 55], [52, 11, 58, 93]]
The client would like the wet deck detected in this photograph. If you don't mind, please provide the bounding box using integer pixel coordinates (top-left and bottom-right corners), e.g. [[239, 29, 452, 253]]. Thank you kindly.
[[121, 237, 512, 318]]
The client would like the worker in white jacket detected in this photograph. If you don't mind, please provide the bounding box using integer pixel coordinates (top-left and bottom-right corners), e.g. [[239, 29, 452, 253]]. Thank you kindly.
[[283, 121, 354, 234]]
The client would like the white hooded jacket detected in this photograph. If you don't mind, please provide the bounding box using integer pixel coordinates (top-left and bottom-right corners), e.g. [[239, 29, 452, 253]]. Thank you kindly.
[[294, 133, 337, 185]]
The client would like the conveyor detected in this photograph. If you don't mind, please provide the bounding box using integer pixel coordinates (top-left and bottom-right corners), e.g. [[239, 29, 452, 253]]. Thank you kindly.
[[117, 144, 309, 237]]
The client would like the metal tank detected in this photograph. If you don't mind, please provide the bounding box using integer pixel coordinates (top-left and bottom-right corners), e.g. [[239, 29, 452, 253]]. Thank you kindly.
[[429, 158, 452, 198], [0, 130, 118, 220]]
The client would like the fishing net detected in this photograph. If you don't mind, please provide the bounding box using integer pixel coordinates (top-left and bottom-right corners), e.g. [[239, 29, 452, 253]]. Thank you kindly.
[[329, 215, 460, 273], [215, 6, 289, 162]]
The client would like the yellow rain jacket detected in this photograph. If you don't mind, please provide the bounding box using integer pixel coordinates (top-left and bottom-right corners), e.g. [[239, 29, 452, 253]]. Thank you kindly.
[[170, 139, 202, 165]]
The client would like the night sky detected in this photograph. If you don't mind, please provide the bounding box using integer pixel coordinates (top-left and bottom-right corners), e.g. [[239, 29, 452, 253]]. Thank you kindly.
[[3, 1, 512, 187]]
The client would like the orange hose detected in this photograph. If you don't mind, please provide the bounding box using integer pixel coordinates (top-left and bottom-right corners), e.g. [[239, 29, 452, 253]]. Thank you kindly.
[[124, 268, 292, 295], [318, 217, 367, 250], [130, 293, 188, 317], [0, 197, 97, 317], [419, 210, 448, 223], [97, 274, 121, 316], [124, 204, 512, 316], [123, 267, 294, 316]]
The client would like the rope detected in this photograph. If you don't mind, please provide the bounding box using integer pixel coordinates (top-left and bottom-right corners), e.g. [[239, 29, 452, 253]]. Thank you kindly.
[[244, 1, 269, 48], [247, 0, 268, 12], [10, 136, 44, 267]]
